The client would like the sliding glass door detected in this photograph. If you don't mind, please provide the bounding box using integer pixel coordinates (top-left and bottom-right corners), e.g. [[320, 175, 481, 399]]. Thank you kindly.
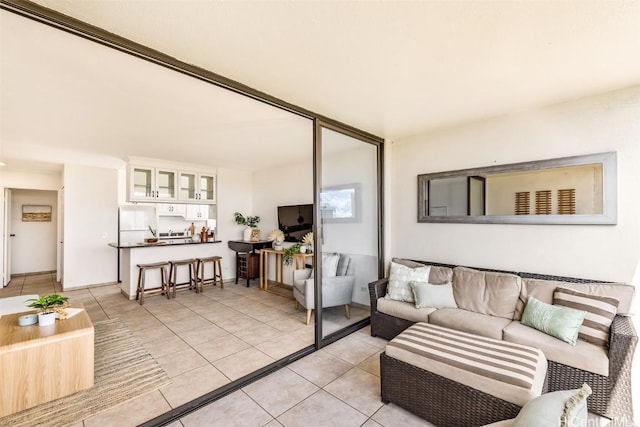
[[315, 123, 382, 341]]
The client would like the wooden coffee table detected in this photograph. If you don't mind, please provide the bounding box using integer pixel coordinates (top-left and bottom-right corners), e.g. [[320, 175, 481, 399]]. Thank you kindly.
[[0, 305, 94, 416]]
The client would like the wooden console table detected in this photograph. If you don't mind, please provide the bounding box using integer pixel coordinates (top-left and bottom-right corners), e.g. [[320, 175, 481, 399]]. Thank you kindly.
[[259, 248, 285, 291], [0, 306, 94, 416]]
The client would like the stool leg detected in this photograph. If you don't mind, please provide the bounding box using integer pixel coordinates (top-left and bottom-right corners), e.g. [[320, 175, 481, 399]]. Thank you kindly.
[[162, 266, 170, 299], [216, 260, 224, 289], [136, 267, 143, 302], [139, 268, 146, 305]]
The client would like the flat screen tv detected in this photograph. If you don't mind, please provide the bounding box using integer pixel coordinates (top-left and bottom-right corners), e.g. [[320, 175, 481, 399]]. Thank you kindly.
[[278, 204, 313, 242]]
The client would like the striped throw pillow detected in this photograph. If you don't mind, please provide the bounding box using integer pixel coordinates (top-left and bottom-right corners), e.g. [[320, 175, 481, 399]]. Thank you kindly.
[[553, 287, 619, 348]]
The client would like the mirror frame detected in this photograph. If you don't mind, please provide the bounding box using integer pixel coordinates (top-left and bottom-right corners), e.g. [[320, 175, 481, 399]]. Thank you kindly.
[[417, 152, 617, 225]]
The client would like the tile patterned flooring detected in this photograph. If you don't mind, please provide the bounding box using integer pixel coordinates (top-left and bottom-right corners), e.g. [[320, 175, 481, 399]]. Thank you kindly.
[[2, 273, 612, 427]]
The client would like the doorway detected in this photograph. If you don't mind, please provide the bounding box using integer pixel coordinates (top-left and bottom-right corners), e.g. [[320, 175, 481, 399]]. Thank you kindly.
[[7, 189, 58, 281]]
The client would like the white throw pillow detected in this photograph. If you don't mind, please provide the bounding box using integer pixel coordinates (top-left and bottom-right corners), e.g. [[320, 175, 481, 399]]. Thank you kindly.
[[385, 261, 431, 303], [409, 281, 457, 309], [513, 383, 591, 427], [322, 253, 340, 277]]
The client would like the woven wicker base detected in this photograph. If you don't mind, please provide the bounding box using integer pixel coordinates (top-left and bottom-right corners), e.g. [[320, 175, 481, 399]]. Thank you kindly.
[[380, 352, 521, 427]]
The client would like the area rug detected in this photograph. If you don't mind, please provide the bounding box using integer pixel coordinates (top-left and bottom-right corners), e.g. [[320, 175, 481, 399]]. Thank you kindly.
[[0, 318, 171, 427]]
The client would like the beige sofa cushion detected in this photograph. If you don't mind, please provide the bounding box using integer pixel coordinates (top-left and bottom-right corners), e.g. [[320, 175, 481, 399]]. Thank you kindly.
[[377, 298, 435, 323], [514, 278, 635, 320], [391, 258, 453, 284], [428, 308, 512, 340], [453, 267, 521, 319], [503, 321, 609, 376]]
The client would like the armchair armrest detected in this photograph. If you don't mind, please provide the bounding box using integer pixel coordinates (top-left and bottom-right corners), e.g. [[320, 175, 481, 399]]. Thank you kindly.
[[368, 278, 389, 313], [609, 315, 638, 375], [293, 268, 312, 284]]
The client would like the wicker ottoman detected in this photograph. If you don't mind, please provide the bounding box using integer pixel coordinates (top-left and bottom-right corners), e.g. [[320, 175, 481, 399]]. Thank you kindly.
[[381, 323, 548, 427]]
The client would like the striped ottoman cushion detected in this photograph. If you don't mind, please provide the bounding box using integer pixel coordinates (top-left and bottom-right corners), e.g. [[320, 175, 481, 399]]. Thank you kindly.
[[386, 322, 547, 406]]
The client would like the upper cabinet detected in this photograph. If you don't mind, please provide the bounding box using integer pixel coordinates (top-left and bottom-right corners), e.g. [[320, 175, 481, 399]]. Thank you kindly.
[[128, 161, 216, 204], [129, 165, 178, 202], [179, 171, 216, 203]]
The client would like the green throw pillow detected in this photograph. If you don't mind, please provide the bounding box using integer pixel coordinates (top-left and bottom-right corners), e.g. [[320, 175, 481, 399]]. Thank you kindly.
[[513, 383, 591, 427], [409, 281, 457, 309], [521, 296, 586, 345]]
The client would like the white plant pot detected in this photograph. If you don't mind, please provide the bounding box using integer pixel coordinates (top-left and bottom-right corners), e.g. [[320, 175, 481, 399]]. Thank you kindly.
[[38, 312, 56, 327], [243, 227, 252, 241], [299, 246, 307, 253]]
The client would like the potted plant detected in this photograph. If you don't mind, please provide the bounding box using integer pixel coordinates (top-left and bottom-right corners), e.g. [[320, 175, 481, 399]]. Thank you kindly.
[[283, 243, 302, 266], [234, 212, 261, 241], [27, 294, 69, 326], [302, 232, 314, 253], [146, 225, 158, 244]]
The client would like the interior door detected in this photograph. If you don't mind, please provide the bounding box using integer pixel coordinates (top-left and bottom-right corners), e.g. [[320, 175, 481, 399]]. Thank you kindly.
[[317, 124, 381, 340], [3, 188, 12, 287]]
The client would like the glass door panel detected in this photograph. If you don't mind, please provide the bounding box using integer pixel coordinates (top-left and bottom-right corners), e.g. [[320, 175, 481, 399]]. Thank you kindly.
[[319, 126, 380, 339], [180, 172, 197, 200], [156, 169, 176, 200]]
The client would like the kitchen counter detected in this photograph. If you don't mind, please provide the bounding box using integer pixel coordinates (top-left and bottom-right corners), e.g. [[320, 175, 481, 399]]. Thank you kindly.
[[109, 240, 225, 299], [108, 240, 221, 249]]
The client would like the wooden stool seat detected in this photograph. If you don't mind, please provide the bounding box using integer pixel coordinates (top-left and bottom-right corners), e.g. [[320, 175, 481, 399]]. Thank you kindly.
[[168, 259, 197, 298], [135, 262, 169, 305], [196, 256, 224, 292]]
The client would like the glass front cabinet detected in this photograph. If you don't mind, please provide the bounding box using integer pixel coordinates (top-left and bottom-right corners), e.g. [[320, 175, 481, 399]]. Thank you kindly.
[[129, 166, 177, 202], [179, 171, 216, 203]]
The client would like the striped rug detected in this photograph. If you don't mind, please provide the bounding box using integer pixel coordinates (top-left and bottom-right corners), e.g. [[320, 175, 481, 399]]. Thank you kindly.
[[0, 318, 171, 427]]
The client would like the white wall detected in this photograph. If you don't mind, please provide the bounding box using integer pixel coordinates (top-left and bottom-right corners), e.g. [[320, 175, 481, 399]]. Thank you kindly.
[[216, 167, 256, 280], [390, 86, 640, 282], [10, 189, 57, 274], [390, 85, 640, 422], [62, 164, 118, 288]]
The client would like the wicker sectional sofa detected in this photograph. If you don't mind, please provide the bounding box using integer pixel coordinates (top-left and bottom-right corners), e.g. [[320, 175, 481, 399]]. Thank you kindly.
[[369, 259, 637, 422]]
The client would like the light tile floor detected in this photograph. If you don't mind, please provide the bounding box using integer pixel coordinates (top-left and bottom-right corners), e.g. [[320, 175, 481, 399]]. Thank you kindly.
[[2, 273, 613, 427]]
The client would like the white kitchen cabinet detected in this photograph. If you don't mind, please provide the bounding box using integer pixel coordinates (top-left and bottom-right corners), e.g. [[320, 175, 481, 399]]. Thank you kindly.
[[178, 171, 216, 203], [129, 165, 177, 202], [185, 204, 209, 220], [157, 203, 186, 217]]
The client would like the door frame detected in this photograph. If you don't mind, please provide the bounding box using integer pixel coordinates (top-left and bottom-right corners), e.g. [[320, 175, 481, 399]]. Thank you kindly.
[[2, 188, 12, 287], [313, 119, 385, 348]]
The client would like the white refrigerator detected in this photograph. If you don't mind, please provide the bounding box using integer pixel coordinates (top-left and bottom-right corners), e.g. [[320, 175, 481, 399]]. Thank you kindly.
[[118, 205, 158, 246]]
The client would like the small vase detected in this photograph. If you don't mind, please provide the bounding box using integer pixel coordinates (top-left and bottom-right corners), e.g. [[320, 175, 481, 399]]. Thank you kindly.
[[243, 227, 252, 241], [300, 246, 307, 253], [38, 312, 56, 326]]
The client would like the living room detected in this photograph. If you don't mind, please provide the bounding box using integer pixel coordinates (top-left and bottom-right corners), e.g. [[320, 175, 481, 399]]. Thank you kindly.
[[1, 1, 639, 426]]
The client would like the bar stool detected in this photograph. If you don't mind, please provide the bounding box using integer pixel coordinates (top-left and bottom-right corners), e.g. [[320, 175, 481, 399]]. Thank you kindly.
[[135, 261, 169, 305], [168, 258, 197, 298], [195, 256, 224, 293]]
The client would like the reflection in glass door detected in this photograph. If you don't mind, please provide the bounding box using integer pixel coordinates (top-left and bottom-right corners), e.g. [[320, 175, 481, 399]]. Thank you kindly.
[[317, 125, 381, 340]]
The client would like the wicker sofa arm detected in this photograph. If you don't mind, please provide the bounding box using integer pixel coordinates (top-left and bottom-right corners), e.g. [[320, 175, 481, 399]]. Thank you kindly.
[[609, 315, 638, 369], [368, 278, 389, 313]]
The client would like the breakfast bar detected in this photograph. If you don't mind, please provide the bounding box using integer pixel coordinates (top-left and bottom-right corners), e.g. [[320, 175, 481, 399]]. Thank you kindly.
[[108, 240, 223, 299]]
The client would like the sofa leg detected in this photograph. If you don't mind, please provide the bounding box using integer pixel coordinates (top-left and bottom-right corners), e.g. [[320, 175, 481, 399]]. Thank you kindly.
[[345, 304, 351, 319], [306, 309, 312, 325]]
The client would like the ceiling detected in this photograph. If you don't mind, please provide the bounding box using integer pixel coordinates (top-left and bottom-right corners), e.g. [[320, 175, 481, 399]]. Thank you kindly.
[[2, 0, 640, 173]]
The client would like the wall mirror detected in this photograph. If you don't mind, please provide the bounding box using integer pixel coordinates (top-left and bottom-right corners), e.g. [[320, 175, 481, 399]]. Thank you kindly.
[[417, 152, 617, 225]]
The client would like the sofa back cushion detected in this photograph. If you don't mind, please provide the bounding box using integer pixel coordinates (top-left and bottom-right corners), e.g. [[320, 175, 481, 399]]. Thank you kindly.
[[515, 278, 635, 320], [391, 258, 453, 284], [453, 267, 522, 319]]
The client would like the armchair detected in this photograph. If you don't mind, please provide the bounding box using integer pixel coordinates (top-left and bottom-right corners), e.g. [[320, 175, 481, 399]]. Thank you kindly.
[[292, 253, 355, 325]]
